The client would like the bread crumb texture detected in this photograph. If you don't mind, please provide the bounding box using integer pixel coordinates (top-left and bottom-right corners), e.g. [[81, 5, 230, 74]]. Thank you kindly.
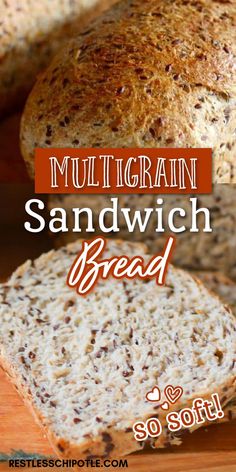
[[0, 240, 235, 458], [20, 0, 236, 182]]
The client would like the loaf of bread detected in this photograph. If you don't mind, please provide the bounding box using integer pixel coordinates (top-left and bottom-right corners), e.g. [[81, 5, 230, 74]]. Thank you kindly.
[[0, 239, 235, 458], [48, 185, 236, 280], [0, 0, 116, 118], [20, 0, 236, 182]]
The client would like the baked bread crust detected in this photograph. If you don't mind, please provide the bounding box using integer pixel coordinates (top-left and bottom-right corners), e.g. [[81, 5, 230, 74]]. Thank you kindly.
[[0, 0, 116, 117], [20, 0, 236, 182], [0, 240, 236, 459]]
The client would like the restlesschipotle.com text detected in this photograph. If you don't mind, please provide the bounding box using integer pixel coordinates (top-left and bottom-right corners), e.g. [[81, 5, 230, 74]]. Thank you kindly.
[[8, 458, 128, 468]]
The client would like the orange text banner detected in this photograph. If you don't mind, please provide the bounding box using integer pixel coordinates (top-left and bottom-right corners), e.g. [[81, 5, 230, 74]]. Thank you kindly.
[[35, 148, 212, 194]]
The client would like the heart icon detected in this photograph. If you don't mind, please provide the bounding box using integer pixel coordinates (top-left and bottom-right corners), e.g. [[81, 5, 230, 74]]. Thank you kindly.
[[146, 386, 161, 403], [161, 401, 169, 411], [164, 385, 183, 404]]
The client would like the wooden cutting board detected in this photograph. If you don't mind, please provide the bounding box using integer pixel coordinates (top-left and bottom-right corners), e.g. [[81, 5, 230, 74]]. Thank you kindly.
[[0, 367, 236, 472]]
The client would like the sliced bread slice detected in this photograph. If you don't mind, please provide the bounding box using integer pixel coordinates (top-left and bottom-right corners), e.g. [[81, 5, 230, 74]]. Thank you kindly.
[[0, 239, 235, 459]]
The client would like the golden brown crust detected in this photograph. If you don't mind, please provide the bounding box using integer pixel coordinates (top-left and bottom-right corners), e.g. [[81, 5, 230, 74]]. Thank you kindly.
[[20, 0, 236, 181]]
